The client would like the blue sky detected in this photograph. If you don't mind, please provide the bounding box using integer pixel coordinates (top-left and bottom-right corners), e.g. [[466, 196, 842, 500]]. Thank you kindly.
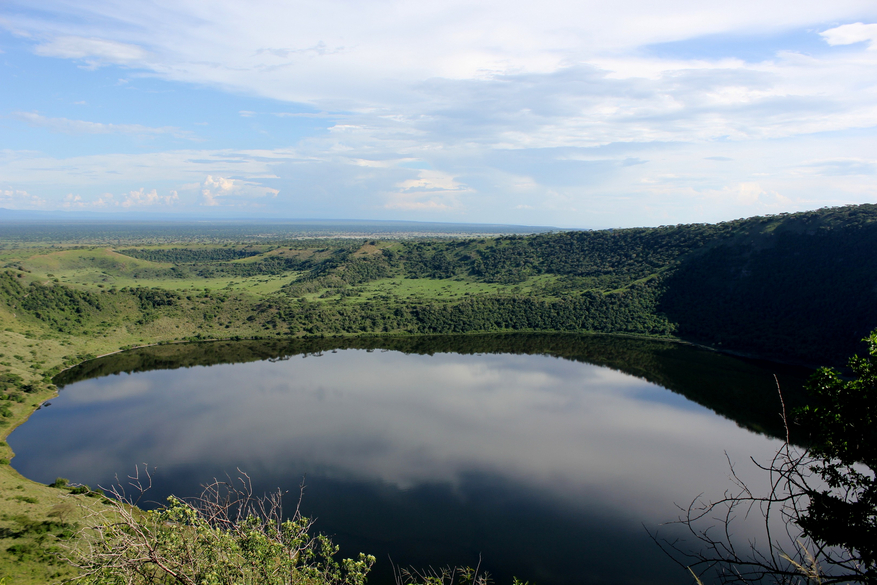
[[2, 1, 876, 228]]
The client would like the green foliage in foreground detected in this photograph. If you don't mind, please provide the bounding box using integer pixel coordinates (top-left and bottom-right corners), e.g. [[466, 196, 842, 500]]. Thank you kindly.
[[70, 481, 375, 585]]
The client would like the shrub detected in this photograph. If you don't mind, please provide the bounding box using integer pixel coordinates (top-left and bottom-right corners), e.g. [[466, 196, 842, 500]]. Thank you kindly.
[[67, 471, 375, 585]]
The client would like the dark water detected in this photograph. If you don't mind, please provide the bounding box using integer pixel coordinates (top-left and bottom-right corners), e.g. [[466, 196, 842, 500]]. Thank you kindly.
[[10, 334, 811, 585]]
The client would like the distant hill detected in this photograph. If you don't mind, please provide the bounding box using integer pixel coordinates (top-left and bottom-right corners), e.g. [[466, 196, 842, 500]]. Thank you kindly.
[[0, 210, 555, 241]]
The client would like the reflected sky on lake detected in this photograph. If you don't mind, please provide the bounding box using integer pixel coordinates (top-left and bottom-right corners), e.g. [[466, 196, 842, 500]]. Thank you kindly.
[[10, 348, 785, 584]]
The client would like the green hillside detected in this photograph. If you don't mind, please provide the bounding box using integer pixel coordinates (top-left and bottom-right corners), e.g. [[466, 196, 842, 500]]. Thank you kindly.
[[3, 204, 877, 364]]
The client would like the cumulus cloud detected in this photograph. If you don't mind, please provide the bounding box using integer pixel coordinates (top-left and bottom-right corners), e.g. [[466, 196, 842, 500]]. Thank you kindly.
[[62, 193, 84, 208], [92, 193, 117, 207], [122, 188, 179, 207], [201, 176, 234, 206], [1, 188, 45, 208], [12, 112, 198, 140], [61, 189, 179, 208], [201, 175, 279, 206], [384, 170, 472, 211]]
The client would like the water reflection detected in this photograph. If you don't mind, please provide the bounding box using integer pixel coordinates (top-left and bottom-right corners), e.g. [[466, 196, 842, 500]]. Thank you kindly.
[[11, 336, 808, 585]]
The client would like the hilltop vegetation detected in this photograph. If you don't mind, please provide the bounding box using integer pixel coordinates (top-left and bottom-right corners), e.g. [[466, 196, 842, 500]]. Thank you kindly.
[[0, 204, 876, 582], [3, 203, 876, 365]]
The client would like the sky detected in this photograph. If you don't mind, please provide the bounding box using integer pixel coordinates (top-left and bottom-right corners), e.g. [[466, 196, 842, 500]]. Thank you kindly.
[[1, 1, 877, 228]]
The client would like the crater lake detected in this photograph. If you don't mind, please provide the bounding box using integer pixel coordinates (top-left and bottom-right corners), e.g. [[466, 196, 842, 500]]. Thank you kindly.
[[9, 334, 812, 585]]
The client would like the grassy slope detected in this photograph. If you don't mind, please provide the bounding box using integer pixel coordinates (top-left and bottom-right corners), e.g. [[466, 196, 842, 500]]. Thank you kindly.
[[0, 255, 293, 582], [0, 323, 125, 584]]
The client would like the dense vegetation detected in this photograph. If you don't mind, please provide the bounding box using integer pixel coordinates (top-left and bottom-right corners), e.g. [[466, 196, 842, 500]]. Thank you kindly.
[[3, 204, 876, 365]]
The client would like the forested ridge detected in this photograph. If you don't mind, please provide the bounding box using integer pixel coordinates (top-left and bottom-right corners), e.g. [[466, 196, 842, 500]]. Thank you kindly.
[[2, 204, 876, 366]]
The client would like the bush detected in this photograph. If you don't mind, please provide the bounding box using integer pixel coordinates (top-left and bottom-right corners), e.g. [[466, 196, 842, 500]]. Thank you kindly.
[[67, 471, 375, 585]]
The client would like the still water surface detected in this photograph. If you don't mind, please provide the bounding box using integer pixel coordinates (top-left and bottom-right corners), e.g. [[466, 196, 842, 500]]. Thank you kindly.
[[10, 335, 809, 585]]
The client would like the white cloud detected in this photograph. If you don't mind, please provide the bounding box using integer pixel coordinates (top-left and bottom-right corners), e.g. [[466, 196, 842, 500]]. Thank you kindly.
[[0, 147, 298, 188], [62, 193, 83, 208], [821, 22, 877, 48], [384, 170, 472, 211], [13, 112, 198, 140], [6, 1, 876, 106], [201, 175, 279, 207], [804, 158, 877, 176], [92, 193, 117, 207], [201, 176, 234, 206], [0, 124, 875, 226], [351, 159, 393, 168], [273, 112, 334, 118], [122, 188, 179, 207], [60, 189, 178, 208], [1, 188, 45, 208], [2, 1, 877, 225]]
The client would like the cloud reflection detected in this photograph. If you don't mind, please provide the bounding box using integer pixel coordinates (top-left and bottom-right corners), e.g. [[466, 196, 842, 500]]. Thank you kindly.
[[16, 350, 780, 525]]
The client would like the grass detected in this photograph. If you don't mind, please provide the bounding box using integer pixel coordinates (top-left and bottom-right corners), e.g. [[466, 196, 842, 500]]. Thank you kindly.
[[0, 324, 116, 583], [300, 274, 567, 304], [0, 282, 242, 583], [14, 247, 301, 294], [2, 246, 313, 296], [0, 251, 269, 581], [0, 467, 92, 584]]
